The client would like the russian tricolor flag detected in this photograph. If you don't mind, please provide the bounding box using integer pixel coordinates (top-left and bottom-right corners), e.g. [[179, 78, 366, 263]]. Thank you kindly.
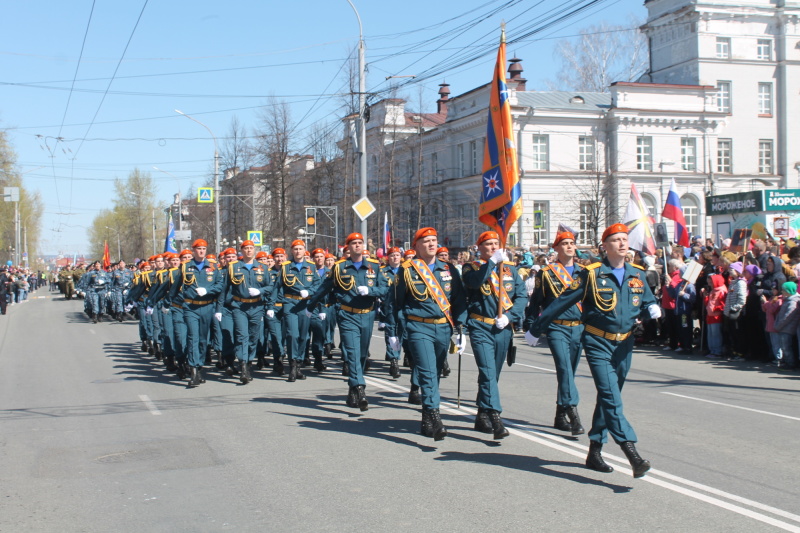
[[384, 212, 392, 251], [662, 178, 690, 247]]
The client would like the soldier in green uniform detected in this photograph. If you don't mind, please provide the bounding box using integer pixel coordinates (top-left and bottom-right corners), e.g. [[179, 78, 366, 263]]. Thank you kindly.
[[461, 231, 527, 440], [525, 230, 586, 435], [274, 239, 321, 382], [386, 227, 468, 441], [527, 223, 661, 478], [59, 266, 73, 299], [379, 247, 403, 379], [127, 260, 156, 354], [306, 248, 330, 373], [308, 233, 388, 410], [265, 248, 287, 375]]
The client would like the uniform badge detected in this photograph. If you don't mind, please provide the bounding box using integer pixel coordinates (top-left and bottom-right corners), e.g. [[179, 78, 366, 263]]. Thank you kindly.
[[504, 283, 512, 291], [207, 275, 214, 282], [569, 278, 581, 290], [305, 275, 313, 282], [628, 278, 644, 288], [632, 295, 640, 306], [443, 283, 451, 292], [256, 276, 263, 282], [367, 278, 374, 287]]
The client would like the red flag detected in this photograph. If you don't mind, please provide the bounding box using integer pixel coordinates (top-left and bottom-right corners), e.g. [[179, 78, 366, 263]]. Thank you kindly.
[[102, 241, 110, 269]]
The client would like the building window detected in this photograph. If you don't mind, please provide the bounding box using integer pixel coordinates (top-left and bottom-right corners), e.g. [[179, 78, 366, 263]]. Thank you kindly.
[[636, 136, 653, 171], [578, 201, 597, 245], [757, 39, 772, 61], [469, 140, 478, 175], [457, 143, 465, 177], [681, 195, 699, 238], [716, 81, 731, 113], [758, 140, 774, 174], [681, 138, 697, 171], [641, 193, 657, 220], [579, 136, 595, 171], [531, 135, 549, 170], [432, 152, 439, 180], [717, 139, 732, 173], [532, 201, 549, 246], [758, 82, 773, 115], [716, 37, 731, 59]]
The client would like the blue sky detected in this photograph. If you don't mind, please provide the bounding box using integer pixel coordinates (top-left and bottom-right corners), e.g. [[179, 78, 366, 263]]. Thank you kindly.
[[0, 0, 647, 256]]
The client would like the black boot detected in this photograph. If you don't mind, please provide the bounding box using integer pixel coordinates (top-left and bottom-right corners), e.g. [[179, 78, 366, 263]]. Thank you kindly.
[[620, 441, 650, 478], [240, 361, 252, 384], [256, 353, 266, 370], [188, 367, 200, 388], [420, 409, 432, 436], [118, 313, 124, 322], [295, 364, 306, 380], [585, 441, 614, 473], [325, 343, 333, 359], [205, 347, 213, 366], [389, 359, 401, 379], [164, 354, 177, 372], [566, 406, 585, 435], [176, 362, 187, 380], [440, 358, 451, 378], [341, 361, 350, 376], [428, 408, 447, 441], [402, 354, 410, 367], [154, 343, 163, 361], [489, 410, 509, 440], [147, 340, 154, 355], [302, 356, 311, 368], [346, 386, 358, 408], [357, 385, 368, 412], [314, 355, 327, 372], [141, 341, 148, 353], [97, 313, 103, 323], [288, 360, 298, 382], [474, 408, 493, 434], [554, 405, 572, 431], [197, 367, 206, 384], [272, 354, 285, 376], [408, 385, 422, 405], [364, 357, 371, 372]]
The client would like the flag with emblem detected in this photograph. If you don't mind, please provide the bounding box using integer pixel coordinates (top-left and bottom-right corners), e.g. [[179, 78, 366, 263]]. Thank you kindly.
[[384, 212, 392, 252], [163, 211, 177, 253], [624, 183, 656, 255], [661, 177, 690, 247], [478, 27, 522, 246]]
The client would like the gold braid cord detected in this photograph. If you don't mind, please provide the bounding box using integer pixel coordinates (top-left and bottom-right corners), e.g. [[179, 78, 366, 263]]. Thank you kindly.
[[587, 269, 617, 312], [282, 264, 298, 287], [404, 267, 429, 302], [542, 270, 564, 298], [228, 262, 244, 285], [181, 263, 196, 287], [334, 263, 355, 291]]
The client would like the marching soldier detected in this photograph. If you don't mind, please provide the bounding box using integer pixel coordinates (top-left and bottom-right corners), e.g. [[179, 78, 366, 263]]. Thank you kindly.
[[127, 260, 155, 354], [386, 227, 467, 440], [166, 249, 194, 379], [307, 248, 330, 373], [525, 230, 586, 435], [307, 233, 388, 410], [180, 239, 224, 387], [323, 253, 337, 358], [265, 248, 287, 374], [527, 223, 661, 478], [379, 247, 403, 379], [275, 240, 320, 382], [111, 261, 134, 321], [461, 231, 526, 440], [214, 249, 237, 374]]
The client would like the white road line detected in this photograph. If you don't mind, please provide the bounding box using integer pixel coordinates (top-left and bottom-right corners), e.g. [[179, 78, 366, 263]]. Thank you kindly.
[[362, 375, 800, 532], [662, 392, 800, 422], [512, 362, 557, 373], [89, 329, 96, 335], [138, 394, 161, 416]]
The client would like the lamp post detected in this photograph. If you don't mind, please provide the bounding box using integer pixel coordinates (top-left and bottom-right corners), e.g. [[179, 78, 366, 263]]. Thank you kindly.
[[346, 0, 368, 239], [176, 110, 220, 252]]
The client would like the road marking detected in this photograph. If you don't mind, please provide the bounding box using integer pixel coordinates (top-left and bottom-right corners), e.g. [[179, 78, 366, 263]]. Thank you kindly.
[[512, 362, 556, 373], [662, 392, 800, 422], [138, 394, 161, 415], [89, 329, 96, 335], [362, 375, 800, 532]]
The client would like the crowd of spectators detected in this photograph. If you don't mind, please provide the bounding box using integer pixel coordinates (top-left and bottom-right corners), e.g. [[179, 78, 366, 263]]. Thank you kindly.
[[0, 267, 46, 315]]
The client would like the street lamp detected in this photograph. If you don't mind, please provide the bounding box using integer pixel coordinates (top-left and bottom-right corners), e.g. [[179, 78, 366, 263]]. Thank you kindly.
[[175, 109, 220, 252], [346, 0, 368, 239]]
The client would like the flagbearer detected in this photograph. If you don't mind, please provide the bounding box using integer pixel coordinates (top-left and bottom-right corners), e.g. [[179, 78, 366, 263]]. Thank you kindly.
[[461, 231, 526, 440], [307, 233, 387, 410], [386, 227, 468, 440], [525, 230, 586, 435], [527, 224, 661, 478], [379, 247, 403, 379]]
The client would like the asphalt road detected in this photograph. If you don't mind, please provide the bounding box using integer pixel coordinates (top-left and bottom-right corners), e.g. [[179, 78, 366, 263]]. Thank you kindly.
[[2, 291, 799, 532]]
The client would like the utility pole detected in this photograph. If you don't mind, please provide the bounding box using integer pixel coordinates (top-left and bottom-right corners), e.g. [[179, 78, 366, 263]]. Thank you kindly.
[[347, 0, 368, 239]]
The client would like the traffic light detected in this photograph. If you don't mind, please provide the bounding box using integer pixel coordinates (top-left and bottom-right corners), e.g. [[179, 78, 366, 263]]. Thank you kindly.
[[305, 207, 317, 236]]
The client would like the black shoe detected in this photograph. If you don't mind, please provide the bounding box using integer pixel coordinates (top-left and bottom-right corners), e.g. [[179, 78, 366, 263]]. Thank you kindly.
[[420, 409, 432, 436], [346, 386, 358, 408], [314, 355, 327, 373], [97, 313, 103, 323], [205, 347, 213, 366], [296, 365, 306, 380], [389, 359, 401, 379], [240, 361, 252, 384], [440, 359, 451, 378], [474, 408, 494, 434], [554, 405, 571, 431], [428, 409, 447, 441], [489, 410, 509, 440], [147, 341, 154, 355], [197, 367, 206, 384], [164, 355, 177, 372], [302, 356, 311, 368], [141, 341, 148, 353], [272, 356, 285, 376], [566, 406, 585, 435], [256, 354, 265, 370], [154, 343, 163, 361], [91, 314, 98, 324], [288, 360, 297, 382], [177, 363, 187, 380], [402, 355, 410, 368], [224, 364, 236, 376], [364, 357, 371, 372], [408, 386, 422, 405], [341, 361, 350, 376], [357, 385, 368, 412], [325, 343, 333, 359], [118, 313, 124, 322], [620, 441, 650, 478], [188, 367, 200, 388], [585, 441, 614, 473]]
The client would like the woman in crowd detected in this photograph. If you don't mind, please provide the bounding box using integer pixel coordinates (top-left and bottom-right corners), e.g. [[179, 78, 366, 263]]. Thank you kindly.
[[705, 274, 727, 358], [742, 264, 767, 360], [723, 262, 748, 359], [668, 265, 696, 353], [761, 283, 783, 366], [773, 281, 800, 370]]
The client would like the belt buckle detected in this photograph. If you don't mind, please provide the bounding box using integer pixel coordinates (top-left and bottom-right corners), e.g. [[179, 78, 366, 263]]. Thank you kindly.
[[612, 332, 624, 341]]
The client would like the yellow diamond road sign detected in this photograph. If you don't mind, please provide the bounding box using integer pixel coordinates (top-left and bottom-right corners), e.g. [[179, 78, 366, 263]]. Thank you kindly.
[[198, 187, 213, 203], [352, 197, 376, 221]]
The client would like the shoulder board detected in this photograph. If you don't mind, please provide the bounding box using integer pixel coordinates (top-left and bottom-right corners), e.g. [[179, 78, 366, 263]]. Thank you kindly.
[[503, 261, 515, 266], [305, 259, 315, 264], [630, 263, 645, 270], [585, 262, 602, 270], [229, 260, 238, 265], [335, 258, 347, 264], [540, 265, 551, 272], [281, 261, 291, 266], [401, 260, 414, 268], [366, 257, 380, 264]]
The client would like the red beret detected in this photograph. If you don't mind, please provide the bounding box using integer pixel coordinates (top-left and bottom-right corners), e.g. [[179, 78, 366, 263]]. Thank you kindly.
[[180, 249, 193, 257], [192, 239, 208, 248], [346, 232, 364, 244], [387, 247, 402, 255], [477, 231, 500, 245], [602, 223, 629, 242], [553, 231, 575, 247], [413, 227, 437, 245], [403, 249, 416, 257], [311, 248, 325, 256], [223, 248, 237, 256], [240, 240, 254, 248], [436, 247, 449, 254], [291, 239, 305, 248], [272, 248, 286, 255], [325, 253, 336, 259], [255, 251, 268, 259]]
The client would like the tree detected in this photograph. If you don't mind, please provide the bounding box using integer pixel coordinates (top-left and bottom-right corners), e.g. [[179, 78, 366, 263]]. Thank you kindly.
[[0, 129, 42, 266], [550, 21, 648, 93], [255, 98, 294, 241]]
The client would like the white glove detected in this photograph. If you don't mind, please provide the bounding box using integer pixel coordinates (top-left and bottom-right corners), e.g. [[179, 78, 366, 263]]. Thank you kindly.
[[495, 315, 510, 330], [161, 307, 169, 314], [299, 289, 309, 298], [145, 307, 153, 315], [122, 289, 128, 296], [318, 312, 326, 321], [196, 287, 207, 297], [456, 333, 468, 355], [124, 303, 134, 312], [304, 309, 313, 318], [248, 287, 260, 297], [648, 304, 662, 319], [357, 286, 369, 296], [266, 309, 275, 318], [378, 322, 386, 329], [525, 331, 539, 346], [491, 249, 506, 264], [389, 336, 401, 352], [214, 312, 222, 322]]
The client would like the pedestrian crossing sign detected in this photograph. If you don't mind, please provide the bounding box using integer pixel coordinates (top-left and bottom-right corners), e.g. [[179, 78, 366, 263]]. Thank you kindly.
[[198, 187, 213, 203], [247, 231, 262, 246]]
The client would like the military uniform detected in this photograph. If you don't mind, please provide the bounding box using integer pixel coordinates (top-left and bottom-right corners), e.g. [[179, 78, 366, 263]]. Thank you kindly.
[[274, 256, 321, 381], [180, 255, 224, 386], [127, 266, 156, 352], [379, 263, 403, 378], [307, 264, 331, 372], [264, 264, 286, 373], [111, 267, 134, 319]]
